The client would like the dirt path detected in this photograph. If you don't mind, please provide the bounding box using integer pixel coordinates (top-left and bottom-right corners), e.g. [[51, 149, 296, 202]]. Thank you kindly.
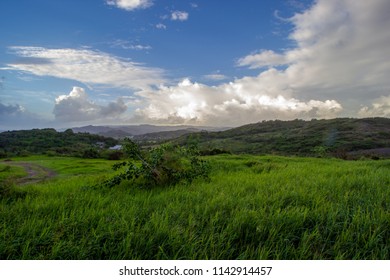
[[5, 161, 57, 185]]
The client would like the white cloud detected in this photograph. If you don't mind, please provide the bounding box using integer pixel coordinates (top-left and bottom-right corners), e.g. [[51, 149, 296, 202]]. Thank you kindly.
[[133, 76, 342, 126], [129, 44, 152, 51], [237, 50, 288, 69], [236, 0, 390, 115], [203, 73, 228, 81], [110, 39, 152, 50], [5, 46, 165, 91], [284, 0, 390, 93], [359, 95, 390, 117], [5, 0, 390, 127], [106, 0, 153, 11], [53, 87, 127, 122], [156, 23, 167, 29], [171, 11, 189, 21]]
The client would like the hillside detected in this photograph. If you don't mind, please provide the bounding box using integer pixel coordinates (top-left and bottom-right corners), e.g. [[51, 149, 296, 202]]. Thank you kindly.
[[133, 128, 200, 142], [176, 118, 390, 158], [2, 118, 389, 159], [0, 128, 118, 158], [71, 124, 229, 139]]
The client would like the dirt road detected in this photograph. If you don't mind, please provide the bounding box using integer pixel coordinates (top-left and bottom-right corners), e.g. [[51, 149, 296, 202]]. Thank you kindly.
[[4, 161, 57, 185]]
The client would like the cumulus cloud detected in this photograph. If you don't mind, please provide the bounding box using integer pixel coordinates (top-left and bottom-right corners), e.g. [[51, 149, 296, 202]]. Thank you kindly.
[[282, 0, 390, 89], [53, 87, 127, 122], [132, 0, 390, 126], [171, 11, 189, 21], [304, 1, 389, 88], [106, 0, 153, 11], [133, 76, 342, 126], [359, 95, 390, 117], [236, 0, 390, 112], [5, 46, 165, 91]]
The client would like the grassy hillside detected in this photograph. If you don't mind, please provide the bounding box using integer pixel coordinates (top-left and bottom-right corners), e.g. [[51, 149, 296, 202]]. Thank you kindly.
[[177, 118, 390, 158], [1, 155, 389, 259]]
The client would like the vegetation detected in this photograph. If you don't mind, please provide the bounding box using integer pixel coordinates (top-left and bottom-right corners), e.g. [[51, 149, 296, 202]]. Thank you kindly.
[[1, 155, 389, 259], [1, 117, 389, 259], [176, 118, 390, 158], [0, 128, 118, 158], [101, 139, 210, 188], [2, 118, 389, 160]]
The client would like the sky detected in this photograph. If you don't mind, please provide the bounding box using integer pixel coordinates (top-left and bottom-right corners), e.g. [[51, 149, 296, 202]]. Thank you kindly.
[[1, 0, 390, 130]]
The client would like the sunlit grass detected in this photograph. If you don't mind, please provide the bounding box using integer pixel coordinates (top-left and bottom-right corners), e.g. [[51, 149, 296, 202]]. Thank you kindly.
[[1, 155, 389, 259]]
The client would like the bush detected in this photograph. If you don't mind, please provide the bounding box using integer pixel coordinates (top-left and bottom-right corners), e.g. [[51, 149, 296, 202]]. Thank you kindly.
[[200, 148, 231, 156], [102, 150, 124, 160], [82, 148, 100, 159], [101, 139, 211, 188], [312, 146, 329, 158]]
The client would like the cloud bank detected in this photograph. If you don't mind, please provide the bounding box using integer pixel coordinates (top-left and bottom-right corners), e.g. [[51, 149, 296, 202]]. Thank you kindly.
[[133, 77, 342, 126], [133, 0, 390, 125], [53, 87, 127, 122]]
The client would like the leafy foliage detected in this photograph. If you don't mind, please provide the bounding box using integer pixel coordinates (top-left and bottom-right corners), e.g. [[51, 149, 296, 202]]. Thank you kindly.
[[102, 139, 211, 188]]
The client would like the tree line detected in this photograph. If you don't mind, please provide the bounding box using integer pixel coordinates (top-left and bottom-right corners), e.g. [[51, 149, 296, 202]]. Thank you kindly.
[[0, 128, 119, 159]]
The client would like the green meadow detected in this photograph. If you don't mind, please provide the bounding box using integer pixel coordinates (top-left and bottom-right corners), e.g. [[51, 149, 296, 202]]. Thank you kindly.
[[1, 155, 389, 259]]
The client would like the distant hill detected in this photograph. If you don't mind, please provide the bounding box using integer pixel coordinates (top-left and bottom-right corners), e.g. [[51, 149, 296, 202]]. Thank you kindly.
[[0, 128, 118, 158], [133, 128, 201, 142], [175, 118, 390, 159], [71, 124, 229, 139], [71, 125, 132, 139]]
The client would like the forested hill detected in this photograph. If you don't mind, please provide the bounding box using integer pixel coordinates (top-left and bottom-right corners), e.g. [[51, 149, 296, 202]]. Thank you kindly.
[[0, 128, 118, 158], [177, 118, 390, 158]]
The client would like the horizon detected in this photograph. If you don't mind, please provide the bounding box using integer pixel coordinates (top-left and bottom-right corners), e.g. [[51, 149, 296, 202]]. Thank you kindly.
[[1, 0, 390, 130], [2, 116, 389, 133]]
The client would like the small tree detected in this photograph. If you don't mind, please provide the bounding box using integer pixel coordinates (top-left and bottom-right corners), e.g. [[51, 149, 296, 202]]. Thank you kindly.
[[101, 139, 210, 188]]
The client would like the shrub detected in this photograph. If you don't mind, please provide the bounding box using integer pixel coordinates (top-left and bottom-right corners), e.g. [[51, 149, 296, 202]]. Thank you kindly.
[[82, 148, 100, 159], [106, 150, 124, 160], [200, 148, 231, 156], [101, 139, 211, 189]]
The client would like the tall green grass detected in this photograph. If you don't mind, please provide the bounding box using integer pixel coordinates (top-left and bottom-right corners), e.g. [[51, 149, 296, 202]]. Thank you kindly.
[[1, 155, 389, 259]]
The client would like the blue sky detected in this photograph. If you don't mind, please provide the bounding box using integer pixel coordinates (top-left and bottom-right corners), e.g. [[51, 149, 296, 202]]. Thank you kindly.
[[1, 0, 390, 129]]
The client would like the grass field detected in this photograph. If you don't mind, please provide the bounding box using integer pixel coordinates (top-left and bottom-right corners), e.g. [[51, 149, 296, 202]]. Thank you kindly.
[[1, 155, 389, 259]]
